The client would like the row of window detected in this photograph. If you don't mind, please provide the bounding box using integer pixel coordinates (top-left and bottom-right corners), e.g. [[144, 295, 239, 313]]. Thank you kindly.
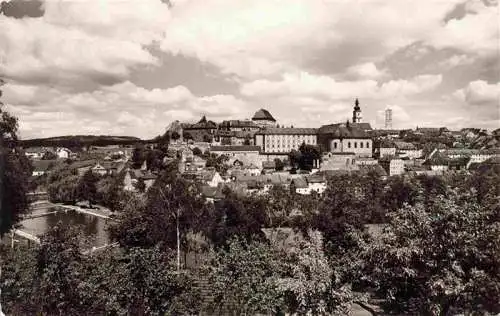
[[333, 141, 370, 149]]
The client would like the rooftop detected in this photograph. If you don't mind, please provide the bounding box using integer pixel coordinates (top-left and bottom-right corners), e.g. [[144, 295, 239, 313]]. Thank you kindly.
[[210, 145, 261, 152], [317, 122, 371, 139], [257, 127, 317, 135], [252, 108, 276, 122]]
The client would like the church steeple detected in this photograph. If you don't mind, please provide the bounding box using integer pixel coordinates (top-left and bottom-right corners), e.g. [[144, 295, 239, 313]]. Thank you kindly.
[[352, 98, 362, 123]]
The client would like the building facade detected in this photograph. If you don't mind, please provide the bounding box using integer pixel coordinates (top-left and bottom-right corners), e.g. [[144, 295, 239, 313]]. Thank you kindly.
[[255, 128, 318, 154], [317, 122, 373, 157]]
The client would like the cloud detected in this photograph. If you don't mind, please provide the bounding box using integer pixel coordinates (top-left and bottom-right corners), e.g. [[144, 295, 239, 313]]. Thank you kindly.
[[346, 63, 388, 80], [160, 0, 462, 78], [0, 0, 170, 88], [426, 0, 498, 56], [241, 72, 442, 100], [437, 54, 475, 69], [2, 80, 250, 138], [453, 80, 500, 105]]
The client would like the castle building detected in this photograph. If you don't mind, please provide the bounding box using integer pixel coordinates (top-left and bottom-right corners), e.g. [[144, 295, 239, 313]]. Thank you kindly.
[[252, 108, 277, 128], [352, 98, 362, 123]]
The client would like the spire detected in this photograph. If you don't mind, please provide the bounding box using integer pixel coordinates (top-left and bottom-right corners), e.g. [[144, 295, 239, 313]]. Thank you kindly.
[[354, 98, 360, 110]]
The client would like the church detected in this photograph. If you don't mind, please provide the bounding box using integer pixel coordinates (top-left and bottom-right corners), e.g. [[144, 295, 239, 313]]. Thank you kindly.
[[317, 99, 373, 157]]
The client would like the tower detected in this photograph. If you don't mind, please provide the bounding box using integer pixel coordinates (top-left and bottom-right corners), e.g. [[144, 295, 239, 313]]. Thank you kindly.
[[352, 98, 362, 123], [385, 108, 393, 129]]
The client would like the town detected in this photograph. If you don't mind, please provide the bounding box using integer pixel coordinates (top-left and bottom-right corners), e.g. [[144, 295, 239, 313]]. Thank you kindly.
[[1, 0, 499, 314], [24, 99, 500, 201]]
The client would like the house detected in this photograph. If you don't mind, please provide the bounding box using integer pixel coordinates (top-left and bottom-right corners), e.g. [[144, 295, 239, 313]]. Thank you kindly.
[[305, 174, 327, 195], [69, 159, 98, 176], [262, 160, 276, 172], [123, 169, 157, 192], [379, 157, 405, 176], [56, 147, 72, 159], [210, 145, 262, 166], [24, 147, 51, 159], [291, 177, 309, 195], [32, 160, 56, 177], [243, 164, 261, 176], [394, 141, 422, 159], [320, 152, 358, 171], [423, 153, 449, 172], [199, 169, 225, 187], [376, 140, 396, 158], [91, 162, 108, 176]]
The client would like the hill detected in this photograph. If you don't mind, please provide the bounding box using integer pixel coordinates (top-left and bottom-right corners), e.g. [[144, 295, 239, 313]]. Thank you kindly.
[[20, 135, 144, 149]]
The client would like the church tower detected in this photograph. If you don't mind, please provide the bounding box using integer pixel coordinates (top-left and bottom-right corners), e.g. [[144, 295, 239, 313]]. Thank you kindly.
[[352, 98, 362, 123]]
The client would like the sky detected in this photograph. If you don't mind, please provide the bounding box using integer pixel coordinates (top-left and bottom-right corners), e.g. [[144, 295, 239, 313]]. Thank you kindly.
[[0, 0, 498, 139]]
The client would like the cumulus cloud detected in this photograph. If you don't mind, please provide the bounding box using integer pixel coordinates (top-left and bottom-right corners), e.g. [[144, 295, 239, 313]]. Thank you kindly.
[[2, 80, 250, 138], [241, 72, 442, 100], [427, 0, 498, 56], [160, 0, 462, 78], [0, 0, 170, 88], [453, 80, 500, 106], [346, 63, 388, 80]]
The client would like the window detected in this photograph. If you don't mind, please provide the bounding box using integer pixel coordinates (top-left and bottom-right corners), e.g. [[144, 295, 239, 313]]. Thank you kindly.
[[360, 142, 363, 148], [348, 142, 351, 148], [354, 142, 357, 148], [366, 142, 370, 148], [334, 142, 338, 149]]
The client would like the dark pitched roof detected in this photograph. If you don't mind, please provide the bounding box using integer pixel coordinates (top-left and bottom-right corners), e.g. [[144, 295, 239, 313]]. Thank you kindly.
[[317, 122, 371, 139], [210, 145, 261, 152], [252, 108, 276, 121], [256, 128, 317, 135], [291, 177, 308, 188], [69, 159, 97, 169], [351, 123, 373, 131], [220, 120, 259, 128], [32, 159, 56, 172], [262, 161, 276, 169], [394, 141, 417, 150]]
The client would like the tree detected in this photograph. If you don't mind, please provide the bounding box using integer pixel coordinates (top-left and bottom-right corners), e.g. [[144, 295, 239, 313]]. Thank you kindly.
[[77, 170, 99, 208], [1, 226, 199, 315], [206, 191, 268, 248], [134, 178, 146, 193], [109, 171, 207, 269], [41, 150, 57, 160], [205, 238, 284, 315], [274, 158, 284, 171], [363, 194, 500, 315], [205, 153, 229, 174], [170, 131, 180, 141], [289, 143, 321, 171], [182, 132, 193, 141], [0, 82, 31, 236], [131, 144, 145, 169], [277, 230, 352, 315], [192, 147, 202, 156], [203, 134, 212, 143]]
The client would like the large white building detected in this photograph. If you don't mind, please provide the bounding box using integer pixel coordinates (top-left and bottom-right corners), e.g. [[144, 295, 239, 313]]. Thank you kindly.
[[254, 128, 318, 154]]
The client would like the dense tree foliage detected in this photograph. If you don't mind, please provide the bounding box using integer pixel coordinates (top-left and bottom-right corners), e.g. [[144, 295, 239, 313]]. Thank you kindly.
[[274, 158, 285, 171], [0, 225, 198, 315], [0, 85, 31, 236], [77, 170, 99, 207], [205, 152, 229, 174], [363, 194, 500, 315], [289, 143, 321, 171]]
